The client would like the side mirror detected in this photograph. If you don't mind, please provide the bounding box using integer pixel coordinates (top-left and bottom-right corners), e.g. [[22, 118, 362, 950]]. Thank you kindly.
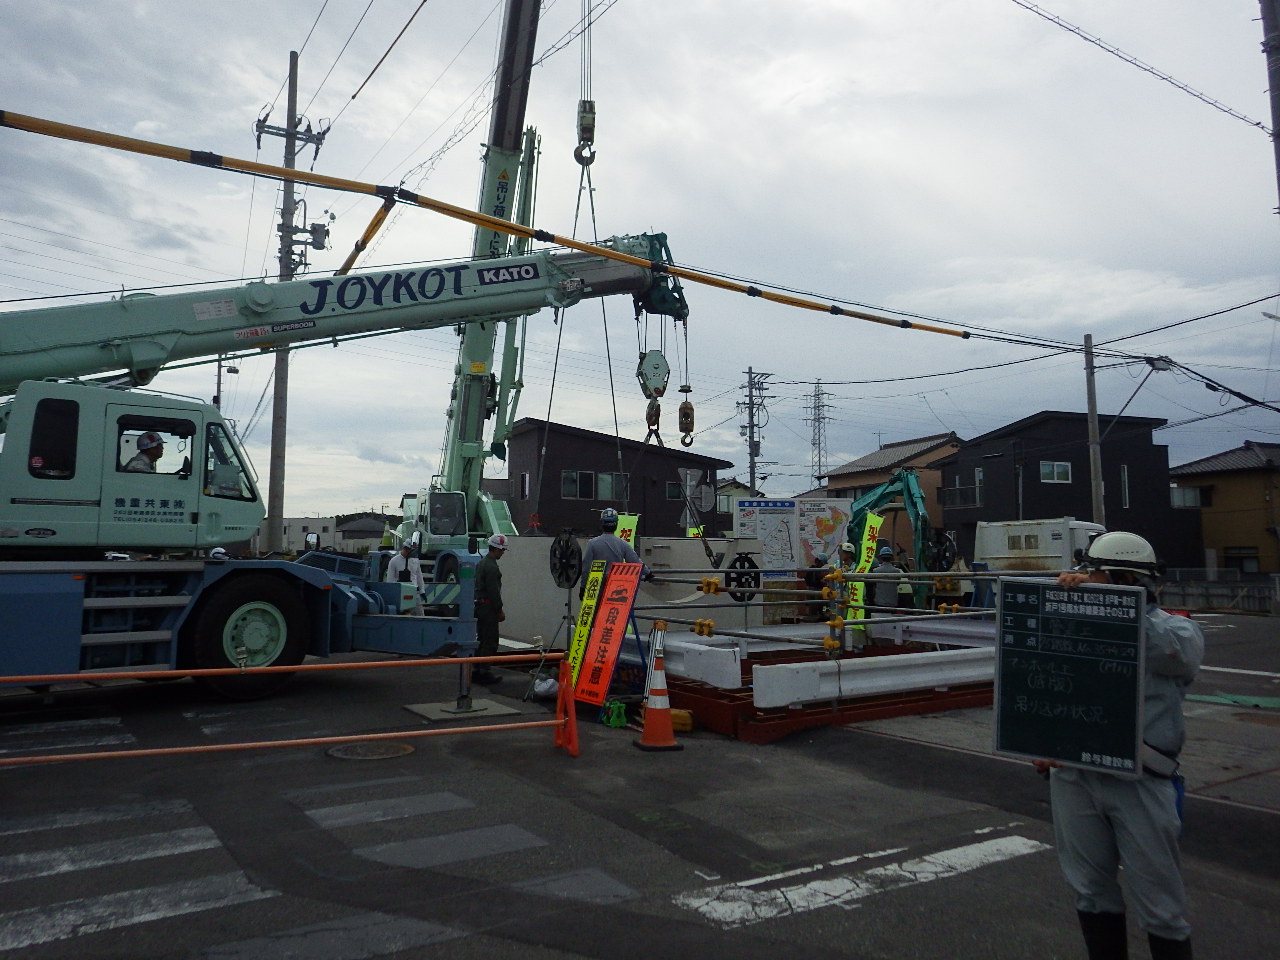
[[304, 532, 319, 552]]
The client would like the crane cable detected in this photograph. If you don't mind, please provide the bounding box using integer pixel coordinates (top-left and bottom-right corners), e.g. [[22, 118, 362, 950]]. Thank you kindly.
[[0, 109, 970, 340]]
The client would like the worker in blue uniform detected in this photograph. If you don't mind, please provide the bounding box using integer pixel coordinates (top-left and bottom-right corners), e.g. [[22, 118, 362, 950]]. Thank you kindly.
[[578, 507, 650, 597], [1038, 531, 1203, 960]]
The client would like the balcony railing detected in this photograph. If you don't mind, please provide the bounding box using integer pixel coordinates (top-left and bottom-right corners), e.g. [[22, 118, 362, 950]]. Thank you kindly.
[[939, 485, 983, 508]]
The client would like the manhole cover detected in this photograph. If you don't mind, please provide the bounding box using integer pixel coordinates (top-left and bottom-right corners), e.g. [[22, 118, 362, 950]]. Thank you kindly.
[[326, 741, 415, 760]]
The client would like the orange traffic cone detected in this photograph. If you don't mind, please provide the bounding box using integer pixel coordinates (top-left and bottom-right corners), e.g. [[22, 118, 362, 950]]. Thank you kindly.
[[634, 653, 684, 751], [553, 659, 580, 757]]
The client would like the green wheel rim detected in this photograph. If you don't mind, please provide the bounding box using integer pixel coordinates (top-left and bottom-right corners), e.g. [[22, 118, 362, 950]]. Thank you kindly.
[[221, 601, 289, 666]]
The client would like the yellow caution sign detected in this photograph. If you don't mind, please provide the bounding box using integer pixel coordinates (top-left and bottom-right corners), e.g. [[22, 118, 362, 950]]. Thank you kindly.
[[568, 560, 607, 684]]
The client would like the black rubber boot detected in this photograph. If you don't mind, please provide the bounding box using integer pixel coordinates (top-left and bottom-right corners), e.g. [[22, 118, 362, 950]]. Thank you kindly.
[[1147, 933, 1193, 960], [1077, 910, 1129, 960]]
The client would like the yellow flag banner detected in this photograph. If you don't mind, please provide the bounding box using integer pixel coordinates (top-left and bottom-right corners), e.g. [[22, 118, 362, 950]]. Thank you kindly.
[[616, 513, 640, 547], [846, 512, 884, 631]]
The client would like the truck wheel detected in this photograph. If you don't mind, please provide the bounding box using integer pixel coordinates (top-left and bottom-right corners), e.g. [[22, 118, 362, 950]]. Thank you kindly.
[[191, 575, 309, 699]]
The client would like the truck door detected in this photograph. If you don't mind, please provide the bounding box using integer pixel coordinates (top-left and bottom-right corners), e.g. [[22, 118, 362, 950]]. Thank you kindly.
[[0, 390, 101, 548], [99, 406, 202, 549]]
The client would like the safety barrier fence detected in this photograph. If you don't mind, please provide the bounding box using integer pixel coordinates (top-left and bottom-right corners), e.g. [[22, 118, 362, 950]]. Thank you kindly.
[[0, 654, 579, 767]]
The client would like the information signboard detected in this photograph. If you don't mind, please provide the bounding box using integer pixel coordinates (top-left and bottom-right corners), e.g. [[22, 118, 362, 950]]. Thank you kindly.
[[994, 577, 1146, 778]]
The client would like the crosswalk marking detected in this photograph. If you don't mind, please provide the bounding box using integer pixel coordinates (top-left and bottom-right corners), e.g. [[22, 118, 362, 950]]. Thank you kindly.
[[0, 872, 279, 951], [0, 798, 193, 837], [675, 835, 1051, 928], [0, 825, 220, 882]]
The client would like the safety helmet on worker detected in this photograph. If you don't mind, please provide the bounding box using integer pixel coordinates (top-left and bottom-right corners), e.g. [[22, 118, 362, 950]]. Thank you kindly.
[[137, 431, 164, 451], [878, 546, 893, 558], [839, 541, 856, 554], [1078, 531, 1162, 575], [487, 533, 508, 550], [600, 507, 619, 530]]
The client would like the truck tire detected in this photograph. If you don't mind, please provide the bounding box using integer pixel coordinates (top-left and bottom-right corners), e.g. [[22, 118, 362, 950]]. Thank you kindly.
[[190, 575, 309, 699]]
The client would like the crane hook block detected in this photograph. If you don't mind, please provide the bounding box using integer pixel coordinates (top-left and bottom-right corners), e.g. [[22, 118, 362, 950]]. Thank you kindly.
[[678, 400, 695, 447]]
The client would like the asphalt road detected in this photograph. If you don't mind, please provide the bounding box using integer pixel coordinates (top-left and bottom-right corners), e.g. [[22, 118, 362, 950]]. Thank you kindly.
[[0, 612, 1277, 959]]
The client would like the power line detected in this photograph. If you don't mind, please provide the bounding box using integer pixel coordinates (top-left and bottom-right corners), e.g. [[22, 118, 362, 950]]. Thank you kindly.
[[1009, 0, 1271, 135]]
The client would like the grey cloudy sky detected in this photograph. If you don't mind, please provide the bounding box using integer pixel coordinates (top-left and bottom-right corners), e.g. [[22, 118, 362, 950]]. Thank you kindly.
[[1, 1, 1276, 516]]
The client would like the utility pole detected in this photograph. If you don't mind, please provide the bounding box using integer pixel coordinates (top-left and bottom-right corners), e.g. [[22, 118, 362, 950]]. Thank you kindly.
[[1084, 334, 1106, 527], [1260, 2, 1280, 213], [737, 368, 774, 493], [255, 51, 329, 554], [805, 380, 832, 488]]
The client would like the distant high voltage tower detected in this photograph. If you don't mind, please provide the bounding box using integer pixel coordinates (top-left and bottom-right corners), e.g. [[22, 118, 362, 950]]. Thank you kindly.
[[805, 380, 832, 488]]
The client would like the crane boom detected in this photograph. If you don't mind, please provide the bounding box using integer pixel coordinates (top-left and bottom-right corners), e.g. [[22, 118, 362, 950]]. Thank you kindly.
[[0, 240, 669, 398]]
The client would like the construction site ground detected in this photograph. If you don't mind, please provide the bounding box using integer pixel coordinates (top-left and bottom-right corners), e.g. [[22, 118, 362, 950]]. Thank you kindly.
[[0, 612, 1276, 959]]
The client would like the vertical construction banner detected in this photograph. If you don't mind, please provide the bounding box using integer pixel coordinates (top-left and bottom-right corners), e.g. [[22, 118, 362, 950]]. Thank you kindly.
[[574, 562, 644, 705], [568, 560, 607, 683], [616, 513, 640, 548], [846, 512, 884, 631]]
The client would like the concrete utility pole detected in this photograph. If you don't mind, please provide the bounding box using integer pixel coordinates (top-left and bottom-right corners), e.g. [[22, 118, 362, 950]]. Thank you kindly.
[[265, 52, 301, 556], [1084, 334, 1106, 527], [738, 368, 774, 493], [1260, 2, 1280, 213], [254, 51, 328, 554]]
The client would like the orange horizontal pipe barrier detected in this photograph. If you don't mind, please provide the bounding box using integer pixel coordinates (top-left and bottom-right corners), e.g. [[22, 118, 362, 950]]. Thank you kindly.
[[0, 652, 562, 686], [0, 658, 580, 765]]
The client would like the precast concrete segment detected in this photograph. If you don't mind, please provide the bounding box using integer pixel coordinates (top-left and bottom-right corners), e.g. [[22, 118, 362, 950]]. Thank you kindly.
[[751, 647, 996, 709], [674, 835, 1050, 928], [0, 871, 279, 951]]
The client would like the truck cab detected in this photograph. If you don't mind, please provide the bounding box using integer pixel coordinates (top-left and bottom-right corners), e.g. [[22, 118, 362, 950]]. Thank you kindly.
[[0, 380, 262, 557]]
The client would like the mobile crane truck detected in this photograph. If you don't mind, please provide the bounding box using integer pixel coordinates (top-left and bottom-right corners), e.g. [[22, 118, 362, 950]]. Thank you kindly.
[[0, 237, 688, 697]]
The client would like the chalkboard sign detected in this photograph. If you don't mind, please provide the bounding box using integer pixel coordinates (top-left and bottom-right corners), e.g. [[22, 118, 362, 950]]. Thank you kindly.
[[993, 577, 1145, 778]]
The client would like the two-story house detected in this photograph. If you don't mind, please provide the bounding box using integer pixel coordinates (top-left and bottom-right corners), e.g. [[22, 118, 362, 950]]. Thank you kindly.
[[932, 411, 1200, 567]]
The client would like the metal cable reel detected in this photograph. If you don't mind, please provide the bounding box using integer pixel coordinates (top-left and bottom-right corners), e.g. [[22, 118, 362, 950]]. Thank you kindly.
[[549, 530, 583, 588]]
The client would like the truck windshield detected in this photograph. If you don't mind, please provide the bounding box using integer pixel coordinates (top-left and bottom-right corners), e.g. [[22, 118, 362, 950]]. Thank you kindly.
[[204, 423, 256, 501]]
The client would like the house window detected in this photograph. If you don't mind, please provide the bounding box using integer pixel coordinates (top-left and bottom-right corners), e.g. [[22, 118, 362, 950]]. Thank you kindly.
[[561, 470, 596, 499], [1223, 547, 1260, 574], [597, 472, 629, 500], [1170, 485, 1210, 508], [717, 494, 731, 512], [519, 472, 530, 499], [666, 481, 684, 500], [1120, 464, 1130, 509], [1040, 461, 1071, 483], [322, 526, 329, 533]]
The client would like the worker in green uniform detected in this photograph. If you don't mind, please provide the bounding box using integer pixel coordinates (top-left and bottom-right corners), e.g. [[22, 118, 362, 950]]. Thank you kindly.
[[472, 533, 507, 684]]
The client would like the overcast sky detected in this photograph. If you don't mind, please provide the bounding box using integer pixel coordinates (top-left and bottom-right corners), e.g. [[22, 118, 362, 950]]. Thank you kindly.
[[2, 1, 1277, 518]]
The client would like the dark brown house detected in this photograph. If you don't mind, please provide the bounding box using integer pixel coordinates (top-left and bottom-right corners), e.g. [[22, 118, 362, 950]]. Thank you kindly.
[[505, 418, 733, 537]]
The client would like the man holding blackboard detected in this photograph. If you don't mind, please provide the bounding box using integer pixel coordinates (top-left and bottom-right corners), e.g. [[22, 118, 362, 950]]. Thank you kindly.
[[1037, 531, 1203, 960]]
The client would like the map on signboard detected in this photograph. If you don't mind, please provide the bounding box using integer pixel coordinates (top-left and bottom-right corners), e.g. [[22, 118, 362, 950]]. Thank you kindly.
[[734, 500, 798, 578], [799, 500, 856, 565]]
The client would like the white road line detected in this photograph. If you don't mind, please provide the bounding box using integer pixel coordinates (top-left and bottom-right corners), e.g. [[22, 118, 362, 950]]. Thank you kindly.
[[0, 871, 279, 951], [1200, 666, 1280, 679], [0, 825, 220, 882], [0, 798, 194, 837], [675, 835, 1050, 928]]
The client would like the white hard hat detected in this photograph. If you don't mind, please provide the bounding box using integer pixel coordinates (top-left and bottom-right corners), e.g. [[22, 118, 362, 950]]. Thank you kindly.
[[487, 533, 508, 550], [137, 431, 164, 451], [1080, 531, 1161, 575], [839, 541, 856, 553], [209, 547, 228, 560]]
